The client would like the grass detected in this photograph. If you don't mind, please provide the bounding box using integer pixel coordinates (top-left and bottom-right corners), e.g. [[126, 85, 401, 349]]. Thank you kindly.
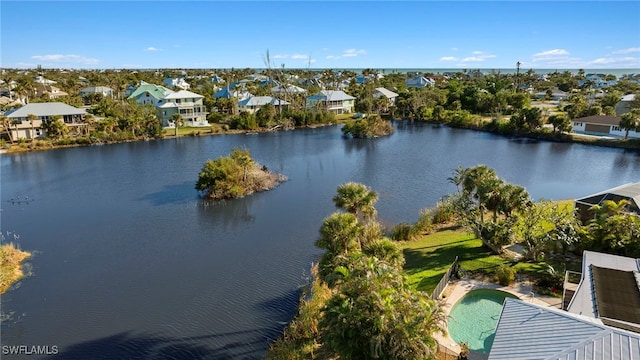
[[163, 125, 224, 137], [0, 243, 31, 294], [401, 228, 546, 294]]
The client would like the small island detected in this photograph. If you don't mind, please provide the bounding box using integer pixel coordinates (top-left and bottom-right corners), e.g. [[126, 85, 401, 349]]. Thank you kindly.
[[195, 147, 287, 200], [0, 242, 31, 295], [341, 114, 394, 138]]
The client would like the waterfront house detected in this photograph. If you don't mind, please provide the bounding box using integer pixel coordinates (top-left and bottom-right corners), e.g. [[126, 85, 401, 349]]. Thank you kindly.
[[237, 96, 289, 114], [574, 182, 640, 224], [615, 94, 636, 115], [489, 298, 640, 360], [128, 84, 208, 127], [405, 76, 435, 89], [373, 88, 399, 104], [5, 102, 87, 139], [489, 250, 640, 359], [571, 115, 639, 138], [306, 90, 355, 114]]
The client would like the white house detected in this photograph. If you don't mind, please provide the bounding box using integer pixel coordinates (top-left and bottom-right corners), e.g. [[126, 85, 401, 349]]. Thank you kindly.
[[128, 84, 208, 127], [237, 96, 290, 114], [306, 90, 355, 114], [5, 102, 87, 139], [164, 77, 190, 90], [571, 115, 640, 139], [80, 86, 114, 99]]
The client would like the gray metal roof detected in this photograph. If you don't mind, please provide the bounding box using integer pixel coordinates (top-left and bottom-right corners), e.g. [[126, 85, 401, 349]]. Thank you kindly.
[[238, 96, 289, 107], [164, 90, 203, 99], [488, 299, 640, 360], [6, 102, 86, 118], [307, 90, 355, 101], [374, 87, 399, 99]]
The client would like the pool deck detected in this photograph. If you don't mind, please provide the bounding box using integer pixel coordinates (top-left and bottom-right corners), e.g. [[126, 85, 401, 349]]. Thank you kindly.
[[435, 277, 562, 360]]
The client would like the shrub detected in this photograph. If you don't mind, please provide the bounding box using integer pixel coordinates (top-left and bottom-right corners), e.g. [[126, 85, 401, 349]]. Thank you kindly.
[[390, 223, 418, 241], [495, 265, 516, 286], [413, 208, 433, 234]]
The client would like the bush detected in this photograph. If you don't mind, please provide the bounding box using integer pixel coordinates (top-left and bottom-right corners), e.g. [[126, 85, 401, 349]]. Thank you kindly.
[[495, 265, 516, 286], [390, 223, 418, 241], [413, 208, 433, 234]]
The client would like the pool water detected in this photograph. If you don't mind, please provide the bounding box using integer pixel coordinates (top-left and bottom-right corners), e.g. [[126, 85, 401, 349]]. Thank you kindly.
[[447, 289, 518, 353]]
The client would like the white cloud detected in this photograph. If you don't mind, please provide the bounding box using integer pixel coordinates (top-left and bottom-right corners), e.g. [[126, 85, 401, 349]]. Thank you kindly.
[[451, 47, 459, 51], [613, 47, 640, 55], [588, 56, 640, 67], [272, 54, 288, 59], [532, 49, 569, 59], [31, 54, 99, 65], [343, 49, 367, 57], [440, 56, 458, 62], [291, 54, 309, 60], [327, 49, 367, 60], [144, 47, 161, 52], [590, 58, 615, 64], [459, 52, 496, 63]]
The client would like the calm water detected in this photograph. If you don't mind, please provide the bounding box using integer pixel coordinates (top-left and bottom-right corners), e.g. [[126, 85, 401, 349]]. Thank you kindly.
[[1, 123, 639, 359]]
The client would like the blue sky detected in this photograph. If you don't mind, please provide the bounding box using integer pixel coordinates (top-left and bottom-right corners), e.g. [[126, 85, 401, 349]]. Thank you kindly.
[[2, 1, 639, 69]]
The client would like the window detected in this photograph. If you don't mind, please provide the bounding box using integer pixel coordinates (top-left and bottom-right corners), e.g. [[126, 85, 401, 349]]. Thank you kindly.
[[612, 126, 621, 132]]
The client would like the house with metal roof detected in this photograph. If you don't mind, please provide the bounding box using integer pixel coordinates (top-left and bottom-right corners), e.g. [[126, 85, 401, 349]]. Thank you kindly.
[[574, 183, 640, 223], [80, 86, 114, 99], [306, 90, 355, 114], [164, 77, 190, 90], [615, 94, 636, 116], [271, 84, 306, 96], [489, 298, 640, 360], [373, 88, 399, 103], [128, 84, 208, 127], [5, 102, 87, 139], [213, 83, 253, 100], [237, 96, 290, 114], [571, 115, 639, 138], [405, 76, 435, 89]]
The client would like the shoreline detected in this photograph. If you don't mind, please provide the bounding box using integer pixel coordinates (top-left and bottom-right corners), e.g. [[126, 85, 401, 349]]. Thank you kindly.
[[2, 119, 638, 155]]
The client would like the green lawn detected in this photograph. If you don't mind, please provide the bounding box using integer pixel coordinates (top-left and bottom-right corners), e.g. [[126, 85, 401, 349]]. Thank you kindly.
[[163, 125, 224, 137], [401, 228, 546, 294]]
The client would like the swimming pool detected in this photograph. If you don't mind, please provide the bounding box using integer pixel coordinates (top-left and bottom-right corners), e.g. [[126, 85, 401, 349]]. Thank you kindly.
[[447, 289, 518, 353]]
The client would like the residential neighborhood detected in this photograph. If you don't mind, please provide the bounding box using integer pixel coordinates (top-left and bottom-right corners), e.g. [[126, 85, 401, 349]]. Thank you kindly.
[[1, 67, 639, 148]]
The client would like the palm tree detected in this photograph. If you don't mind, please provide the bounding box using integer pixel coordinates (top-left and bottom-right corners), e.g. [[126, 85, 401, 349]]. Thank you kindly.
[[27, 113, 37, 147], [0, 115, 13, 144], [170, 113, 183, 137], [619, 110, 640, 139], [333, 182, 379, 220]]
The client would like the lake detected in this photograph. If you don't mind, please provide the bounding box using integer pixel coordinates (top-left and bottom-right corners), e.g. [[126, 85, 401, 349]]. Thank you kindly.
[[1, 122, 639, 359]]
